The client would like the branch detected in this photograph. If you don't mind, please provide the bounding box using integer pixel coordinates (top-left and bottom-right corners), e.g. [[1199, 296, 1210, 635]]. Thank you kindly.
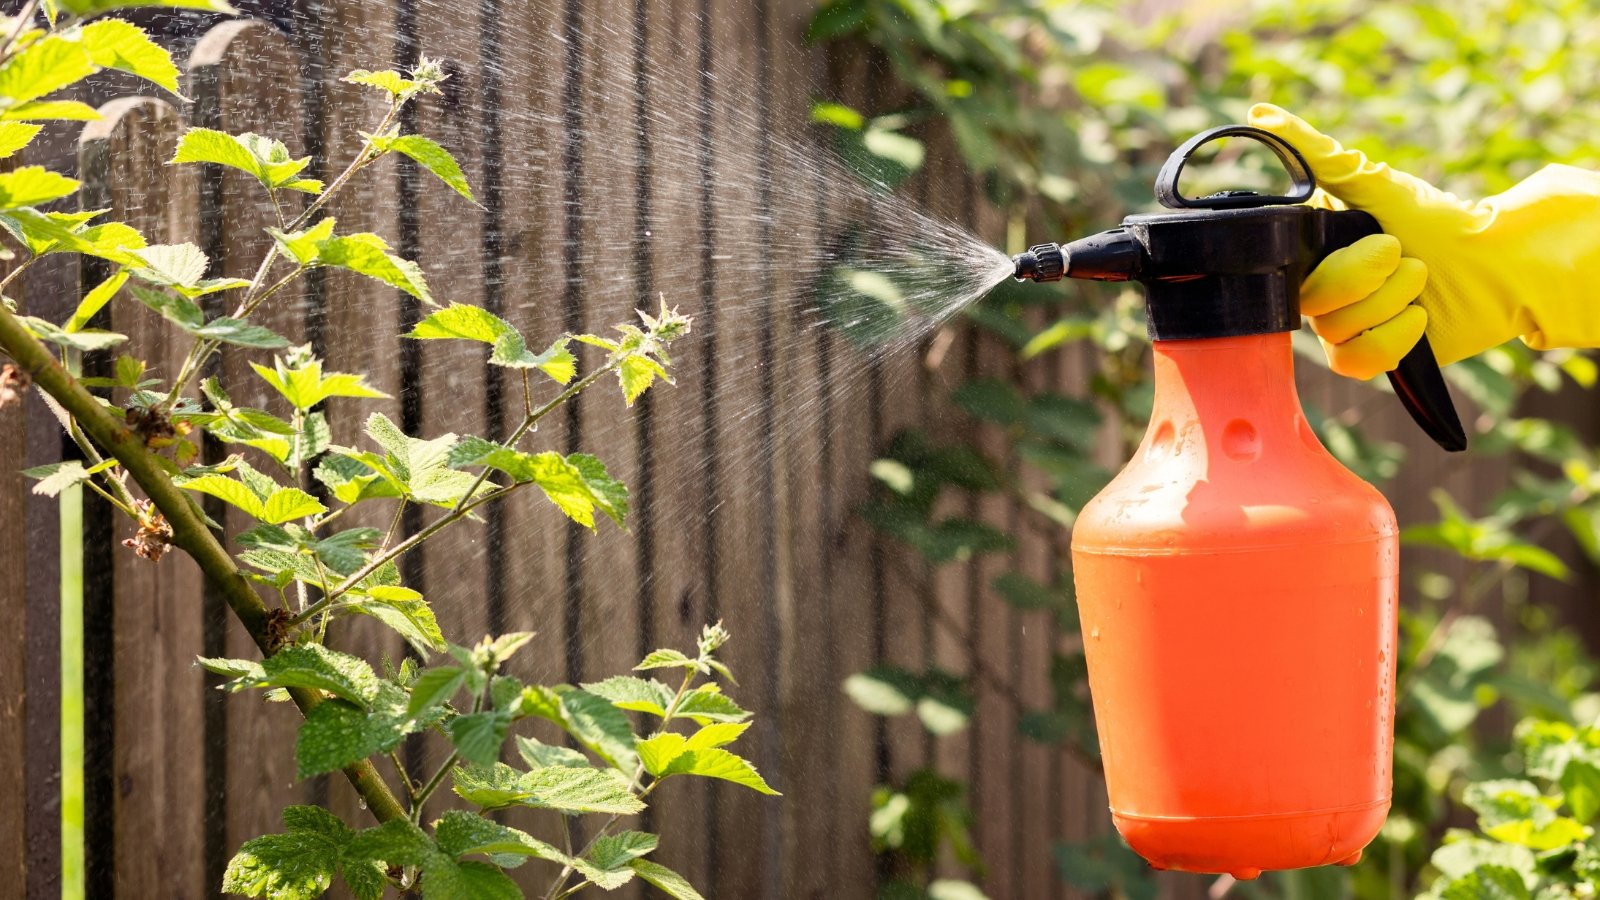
[[0, 303, 408, 825]]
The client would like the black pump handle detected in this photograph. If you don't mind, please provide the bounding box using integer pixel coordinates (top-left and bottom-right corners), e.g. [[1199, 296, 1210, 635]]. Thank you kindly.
[[1156, 125, 1317, 210], [1313, 210, 1467, 452]]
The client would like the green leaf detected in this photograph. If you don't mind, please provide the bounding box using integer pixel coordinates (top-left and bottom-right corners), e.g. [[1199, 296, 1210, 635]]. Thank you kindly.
[[23, 459, 113, 498], [0, 122, 41, 159], [618, 353, 669, 405], [660, 747, 780, 794], [0, 166, 78, 208], [407, 302, 513, 343], [294, 686, 413, 779], [628, 860, 706, 900], [515, 735, 591, 769], [345, 819, 434, 869], [131, 242, 208, 288], [178, 473, 325, 525], [65, 270, 128, 333], [406, 666, 466, 719], [0, 35, 96, 109], [20, 315, 124, 351], [420, 857, 520, 900], [347, 589, 447, 658], [635, 648, 698, 672], [546, 686, 638, 771], [445, 712, 510, 767], [636, 733, 687, 776], [686, 722, 751, 751], [171, 129, 319, 194], [2, 99, 100, 121], [375, 134, 476, 203], [431, 810, 569, 866], [197, 656, 264, 680], [810, 101, 864, 129], [674, 686, 750, 724], [267, 217, 336, 267], [252, 644, 379, 706], [581, 675, 673, 717], [1438, 865, 1531, 900], [57, 0, 235, 13], [342, 67, 442, 101], [80, 19, 182, 97], [221, 806, 379, 900], [1564, 759, 1600, 823], [587, 831, 658, 869], [488, 331, 576, 383], [251, 351, 387, 411], [315, 233, 434, 305], [451, 762, 645, 815]]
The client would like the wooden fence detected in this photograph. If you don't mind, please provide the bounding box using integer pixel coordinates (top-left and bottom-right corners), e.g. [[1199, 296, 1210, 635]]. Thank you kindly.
[[2, 3, 1595, 900]]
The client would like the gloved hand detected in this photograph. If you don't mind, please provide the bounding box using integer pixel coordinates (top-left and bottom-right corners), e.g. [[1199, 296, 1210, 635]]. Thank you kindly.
[[1248, 103, 1600, 379]]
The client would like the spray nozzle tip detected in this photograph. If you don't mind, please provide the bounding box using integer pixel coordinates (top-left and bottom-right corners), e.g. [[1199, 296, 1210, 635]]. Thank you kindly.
[[1013, 243, 1065, 283]]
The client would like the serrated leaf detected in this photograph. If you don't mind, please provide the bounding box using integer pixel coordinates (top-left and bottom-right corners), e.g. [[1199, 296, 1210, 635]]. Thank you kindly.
[[407, 302, 513, 343], [315, 233, 434, 305], [0, 35, 96, 109], [636, 733, 687, 776], [23, 459, 113, 497], [171, 128, 317, 193], [294, 686, 413, 778], [635, 649, 698, 672], [65, 269, 128, 332], [57, 0, 235, 13], [421, 857, 521, 900], [343, 68, 439, 100], [0, 165, 78, 208], [197, 656, 265, 679], [377, 134, 476, 203], [488, 332, 576, 383], [432, 810, 569, 866], [1565, 759, 1600, 823], [685, 722, 750, 751], [548, 686, 638, 771], [268, 217, 336, 267], [348, 591, 446, 658], [629, 860, 706, 900], [451, 762, 645, 815], [618, 353, 669, 405], [581, 675, 673, 717], [445, 712, 510, 767], [0, 122, 40, 158], [674, 686, 750, 724], [2, 99, 100, 121], [660, 747, 779, 794], [1438, 865, 1531, 900], [516, 735, 591, 769], [345, 819, 434, 869], [80, 19, 181, 97], [406, 665, 466, 719], [222, 825, 338, 899]]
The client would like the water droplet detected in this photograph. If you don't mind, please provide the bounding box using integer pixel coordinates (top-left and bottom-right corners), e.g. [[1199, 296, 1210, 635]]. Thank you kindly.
[[358, 799, 367, 810]]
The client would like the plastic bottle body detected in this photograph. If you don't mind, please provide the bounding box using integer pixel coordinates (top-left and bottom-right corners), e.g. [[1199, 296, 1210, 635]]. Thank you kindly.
[[1070, 332, 1398, 879]]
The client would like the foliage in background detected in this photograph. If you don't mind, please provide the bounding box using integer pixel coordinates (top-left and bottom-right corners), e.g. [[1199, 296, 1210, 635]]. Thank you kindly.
[[807, 0, 1600, 897], [0, 3, 775, 898]]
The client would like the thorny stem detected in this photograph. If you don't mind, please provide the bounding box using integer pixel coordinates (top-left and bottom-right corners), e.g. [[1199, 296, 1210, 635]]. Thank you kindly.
[[287, 100, 403, 232], [0, 301, 409, 824]]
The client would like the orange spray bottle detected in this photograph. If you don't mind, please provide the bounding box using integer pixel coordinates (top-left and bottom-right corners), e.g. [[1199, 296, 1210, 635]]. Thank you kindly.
[[1012, 126, 1466, 879]]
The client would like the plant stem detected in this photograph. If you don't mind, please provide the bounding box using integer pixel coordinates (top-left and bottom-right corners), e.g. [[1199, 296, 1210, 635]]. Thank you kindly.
[[289, 481, 527, 627], [0, 301, 409, 824], [0, 256, 35, 296], [286, 101, 402, 232], [409, 751, 458, 822]]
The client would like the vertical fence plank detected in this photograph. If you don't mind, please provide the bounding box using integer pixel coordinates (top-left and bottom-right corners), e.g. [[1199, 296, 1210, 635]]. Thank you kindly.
[[83, 95, 208, 900], [0, 340, 27, 892]]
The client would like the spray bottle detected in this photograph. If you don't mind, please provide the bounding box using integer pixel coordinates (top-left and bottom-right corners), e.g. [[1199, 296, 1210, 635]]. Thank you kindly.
[[1012, 125, 1465, 878]]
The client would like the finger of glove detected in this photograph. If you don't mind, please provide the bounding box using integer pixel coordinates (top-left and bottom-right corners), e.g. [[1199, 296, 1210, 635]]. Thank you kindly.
[[1248, 104, 1445, 216], [1311, 257, 1427, 344], [1300, 234, 1402, 317], [1324, 305, 1428, 380]]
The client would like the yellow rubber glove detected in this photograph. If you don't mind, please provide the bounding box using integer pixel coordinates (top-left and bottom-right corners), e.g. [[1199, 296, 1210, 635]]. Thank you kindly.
[[1248, 103, 1600, 380]]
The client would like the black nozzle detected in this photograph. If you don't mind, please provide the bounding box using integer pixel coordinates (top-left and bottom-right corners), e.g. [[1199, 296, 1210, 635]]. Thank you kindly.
[[1013, 243, 1066, 283]]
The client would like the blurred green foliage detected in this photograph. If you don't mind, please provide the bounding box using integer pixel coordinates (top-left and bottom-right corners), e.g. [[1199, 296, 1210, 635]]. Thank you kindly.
[[809, 0, 1600, 897]]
